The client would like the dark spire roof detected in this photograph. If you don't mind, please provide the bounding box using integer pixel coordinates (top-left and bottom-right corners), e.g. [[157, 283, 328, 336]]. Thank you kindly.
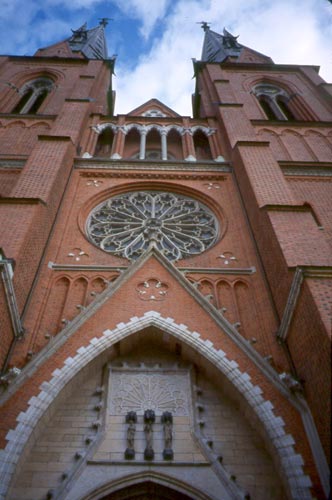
[[201, 25, 242, 63], [67, 20, 108, 60]]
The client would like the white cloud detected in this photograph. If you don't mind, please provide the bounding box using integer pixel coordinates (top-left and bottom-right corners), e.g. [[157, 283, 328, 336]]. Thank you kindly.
[[114, 0, 332, 115], [0, 0, 331, 116], [113, 0, 172, 38]]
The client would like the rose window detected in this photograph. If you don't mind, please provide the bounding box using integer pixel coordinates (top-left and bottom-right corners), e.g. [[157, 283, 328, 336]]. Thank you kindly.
[[86, 191, 219, 261]]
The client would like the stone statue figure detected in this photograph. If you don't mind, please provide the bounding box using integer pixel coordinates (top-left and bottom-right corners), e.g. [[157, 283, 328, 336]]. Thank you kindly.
[[161, 411, 174, 460], [144, 421, 153, 447], [124, 411, 137, 459], [127, 420, 135, 449], [144, 409, 155, 460], [164, 419, 172, 448]]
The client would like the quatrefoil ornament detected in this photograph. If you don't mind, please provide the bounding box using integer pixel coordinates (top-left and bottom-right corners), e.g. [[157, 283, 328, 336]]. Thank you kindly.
[[136, 278, 169, 301]]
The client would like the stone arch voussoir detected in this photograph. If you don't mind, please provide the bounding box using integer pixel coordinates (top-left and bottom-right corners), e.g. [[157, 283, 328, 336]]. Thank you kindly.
[[0, 311, 312, 500]]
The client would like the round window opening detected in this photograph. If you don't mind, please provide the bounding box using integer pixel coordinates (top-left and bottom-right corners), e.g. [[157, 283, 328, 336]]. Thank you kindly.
[[86, 191, 219, 261]]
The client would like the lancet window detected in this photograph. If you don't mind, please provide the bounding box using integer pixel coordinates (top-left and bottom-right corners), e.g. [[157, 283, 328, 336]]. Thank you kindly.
[[253, 83, 296, 121], [12, 78, 55, 114]]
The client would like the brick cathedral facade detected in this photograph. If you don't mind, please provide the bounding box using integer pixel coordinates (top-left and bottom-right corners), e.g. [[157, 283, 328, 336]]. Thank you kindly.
[[0, 22, 331, 500]]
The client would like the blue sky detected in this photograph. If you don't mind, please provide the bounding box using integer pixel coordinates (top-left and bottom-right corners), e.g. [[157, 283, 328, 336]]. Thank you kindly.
[[1, 0, 332, 116]]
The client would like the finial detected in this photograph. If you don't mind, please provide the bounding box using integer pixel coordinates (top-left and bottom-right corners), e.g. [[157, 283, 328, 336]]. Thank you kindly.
[[98, 17, 113, 27], [197, 21, 211, 32]]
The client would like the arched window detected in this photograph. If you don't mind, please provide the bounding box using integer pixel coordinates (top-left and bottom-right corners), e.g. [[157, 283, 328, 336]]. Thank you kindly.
[[95, 127, 114, 157], [193, 130, 213, 160], [253, 84, 296, 121], [12, 78, 54, 114]]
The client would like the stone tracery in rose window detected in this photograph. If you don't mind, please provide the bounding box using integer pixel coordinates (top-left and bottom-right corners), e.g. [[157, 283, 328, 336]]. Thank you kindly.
[[86, 191, 219, 261]]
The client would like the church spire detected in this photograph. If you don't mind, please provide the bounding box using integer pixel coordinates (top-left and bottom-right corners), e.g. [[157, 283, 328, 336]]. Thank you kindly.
[[200, 24, 242, 63], [68, 20, 108, 60], [198, 24, 273, 65], [35, 20, 109, 60]]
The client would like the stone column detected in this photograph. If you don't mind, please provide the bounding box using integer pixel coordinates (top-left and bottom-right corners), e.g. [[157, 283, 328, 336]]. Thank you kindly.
[[111, 126, 125, 159], [161, 128, 168, 160], [139, 127, 147, 160], [182, 128, 196, 162]]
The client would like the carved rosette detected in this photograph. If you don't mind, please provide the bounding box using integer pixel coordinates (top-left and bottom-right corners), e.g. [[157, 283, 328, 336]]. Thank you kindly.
[[110, 372, 189, 416]]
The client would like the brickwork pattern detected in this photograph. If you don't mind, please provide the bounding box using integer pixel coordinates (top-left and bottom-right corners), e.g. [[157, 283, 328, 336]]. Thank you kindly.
[[288, 177, 332, 251]]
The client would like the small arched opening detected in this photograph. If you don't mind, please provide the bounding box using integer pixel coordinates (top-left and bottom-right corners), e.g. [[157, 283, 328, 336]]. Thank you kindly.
[[146, 128, 162, 158], [124, 127, 141, 159], [95, 127, 115, 157], [167, 128, 183, 160], [193, 130, 212, 160]]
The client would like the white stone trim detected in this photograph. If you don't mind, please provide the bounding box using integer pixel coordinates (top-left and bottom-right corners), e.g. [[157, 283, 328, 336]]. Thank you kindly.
[[0, 312, 312, 500]]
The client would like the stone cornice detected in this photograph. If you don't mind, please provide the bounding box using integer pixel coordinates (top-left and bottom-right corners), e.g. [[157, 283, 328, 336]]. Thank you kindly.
[[197, 60, 320, 74], [0, 160, 25, 169], [279, 162, 332, 177], [49, 263, 256, 275], [75, 159, 232, 173], [38, 134, 72, 142], [252, 119, 332, 128], [9, 55, 90, 65], [0, 197, 46, 205], [0, 113, 56, 120]]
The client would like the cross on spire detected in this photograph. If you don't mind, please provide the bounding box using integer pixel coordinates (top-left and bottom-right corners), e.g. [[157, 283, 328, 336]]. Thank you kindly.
[[98, 18, 113, 27], [198, 21, 211, 32]]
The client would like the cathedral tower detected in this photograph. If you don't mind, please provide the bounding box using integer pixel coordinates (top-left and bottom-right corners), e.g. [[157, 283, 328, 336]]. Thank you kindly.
[[0, 22, 331, 500]]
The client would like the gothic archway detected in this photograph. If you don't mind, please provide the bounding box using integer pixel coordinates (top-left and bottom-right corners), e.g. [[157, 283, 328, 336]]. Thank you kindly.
[[99, 481, 194, 500], [1, 312, 313, 500], [80, 472, 212, 500]]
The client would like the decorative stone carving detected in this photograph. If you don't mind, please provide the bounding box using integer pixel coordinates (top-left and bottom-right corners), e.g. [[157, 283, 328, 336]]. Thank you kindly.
[[124, 411, 137, 459], [86, 179, 103, 187], [218, 252, 237, 265], [87, 191, 219, 261], [110, 372, 189, 416], [142, 109, 167, 117], [136, 278, 169, 301], [144, 409, 155, 460], [204, 182, 221, 190], [161, 411, 174, 460], [67, 248, 88, 261]]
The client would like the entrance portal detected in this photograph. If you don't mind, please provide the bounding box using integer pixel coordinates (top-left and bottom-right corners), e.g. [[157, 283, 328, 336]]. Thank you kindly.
[[100, 480, 194, 499]]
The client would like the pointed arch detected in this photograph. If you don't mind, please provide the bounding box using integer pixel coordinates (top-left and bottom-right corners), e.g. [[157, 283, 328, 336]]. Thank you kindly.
[[81, 471, 211, 500], [257, 128, 290, 161], [281, 129, 317, 161], [251, 82, 316, 121], [0, 312, 313, 500], [304, 130, 332, 162]]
